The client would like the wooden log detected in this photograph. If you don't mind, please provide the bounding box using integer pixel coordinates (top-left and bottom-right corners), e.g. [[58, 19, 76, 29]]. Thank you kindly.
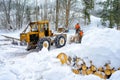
[[1, 35, 20, 41]]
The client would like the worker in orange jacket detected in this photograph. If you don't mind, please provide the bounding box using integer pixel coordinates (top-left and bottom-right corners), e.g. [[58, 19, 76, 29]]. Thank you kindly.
[[79, 30, 83, 43], [75, 23, 80, 34]]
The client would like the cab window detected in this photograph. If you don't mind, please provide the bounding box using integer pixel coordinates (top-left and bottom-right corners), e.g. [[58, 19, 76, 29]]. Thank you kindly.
[[31, 24, 38, 32]]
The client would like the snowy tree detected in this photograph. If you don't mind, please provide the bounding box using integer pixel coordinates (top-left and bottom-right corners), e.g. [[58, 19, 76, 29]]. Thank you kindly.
[[25, 6, 31, 23], [99, 0, 120, 28], [58, 0, 77, 29], [43, 0, 48, 20], [99, 0, 114, 28], [113, 0, 120, 29], [55, 0, 59, 31], [15, 0, 27, 29], [34, 0, 39, 21], [1, 0, 13, 30], [82, 0, 94, 25], [0, 0, 27, 30]]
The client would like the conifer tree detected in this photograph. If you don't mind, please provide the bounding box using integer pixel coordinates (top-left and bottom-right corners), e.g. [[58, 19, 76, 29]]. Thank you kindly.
[[99, 0, 120, 28], [113, 0, 120, 29], [82, 0, 94, 25]]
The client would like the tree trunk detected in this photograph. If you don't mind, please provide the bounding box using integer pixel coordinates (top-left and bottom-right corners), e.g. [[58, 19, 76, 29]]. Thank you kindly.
[[15, 0, 26, 29], [2, 0, 12, 30], [44, 0, 48, 20], [55, 0, 59, 31], [65, 0, 71, 29]]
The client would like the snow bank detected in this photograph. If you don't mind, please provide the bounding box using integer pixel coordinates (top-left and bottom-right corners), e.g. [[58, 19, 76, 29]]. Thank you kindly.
[[0, 22, 120, 80], [81, 28, 120, 68], [82, 28, 120, 53], [109, 71, 120, 80]]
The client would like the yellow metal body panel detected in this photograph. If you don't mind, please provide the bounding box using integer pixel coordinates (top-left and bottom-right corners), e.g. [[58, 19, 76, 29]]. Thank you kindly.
[[20, 33, 27, 41], [39, 32, 45, 38], [30, 20, 49, 24]]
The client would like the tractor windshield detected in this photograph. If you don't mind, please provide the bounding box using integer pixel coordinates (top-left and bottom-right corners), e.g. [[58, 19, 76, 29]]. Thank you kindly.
[[39, 23, 48, 32], [44, 24, 48, 30], [31, 24, 38, 32]]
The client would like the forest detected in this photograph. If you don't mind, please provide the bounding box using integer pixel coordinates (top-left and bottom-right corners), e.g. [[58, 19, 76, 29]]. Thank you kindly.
[[0, 0, 120, 30]]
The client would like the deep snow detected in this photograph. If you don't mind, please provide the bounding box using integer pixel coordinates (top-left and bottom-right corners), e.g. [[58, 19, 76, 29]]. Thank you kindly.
[[0, 16, 120, 80]]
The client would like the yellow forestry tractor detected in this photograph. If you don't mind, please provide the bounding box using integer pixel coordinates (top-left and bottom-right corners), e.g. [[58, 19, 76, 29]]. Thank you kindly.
[[20, 20, 67, 50]]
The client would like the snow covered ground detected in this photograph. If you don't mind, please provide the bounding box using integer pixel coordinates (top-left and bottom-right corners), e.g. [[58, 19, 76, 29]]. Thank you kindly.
[[0, 16, 120, 80]]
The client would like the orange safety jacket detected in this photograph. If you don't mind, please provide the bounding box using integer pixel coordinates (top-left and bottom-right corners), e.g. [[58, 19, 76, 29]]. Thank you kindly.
[[79, 30, 83, 36], [75, 24, 80, 29]]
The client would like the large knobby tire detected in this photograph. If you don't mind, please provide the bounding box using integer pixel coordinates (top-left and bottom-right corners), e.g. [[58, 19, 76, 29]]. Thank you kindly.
[[55, 35, 66, 48], [37, 38, 51, 50]]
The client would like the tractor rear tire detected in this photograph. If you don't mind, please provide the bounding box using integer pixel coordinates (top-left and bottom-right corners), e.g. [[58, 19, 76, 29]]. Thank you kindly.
[[55, 35, 66, 48], [37, 38, 51, 50]]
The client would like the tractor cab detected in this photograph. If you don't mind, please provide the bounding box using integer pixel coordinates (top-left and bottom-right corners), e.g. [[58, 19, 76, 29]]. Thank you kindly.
[[29, 21, 50, 36]]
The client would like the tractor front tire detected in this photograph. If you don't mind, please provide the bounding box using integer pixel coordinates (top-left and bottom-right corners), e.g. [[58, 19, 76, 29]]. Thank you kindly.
[[37, 38, 51, 50], [55, 35, 66, 48]]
